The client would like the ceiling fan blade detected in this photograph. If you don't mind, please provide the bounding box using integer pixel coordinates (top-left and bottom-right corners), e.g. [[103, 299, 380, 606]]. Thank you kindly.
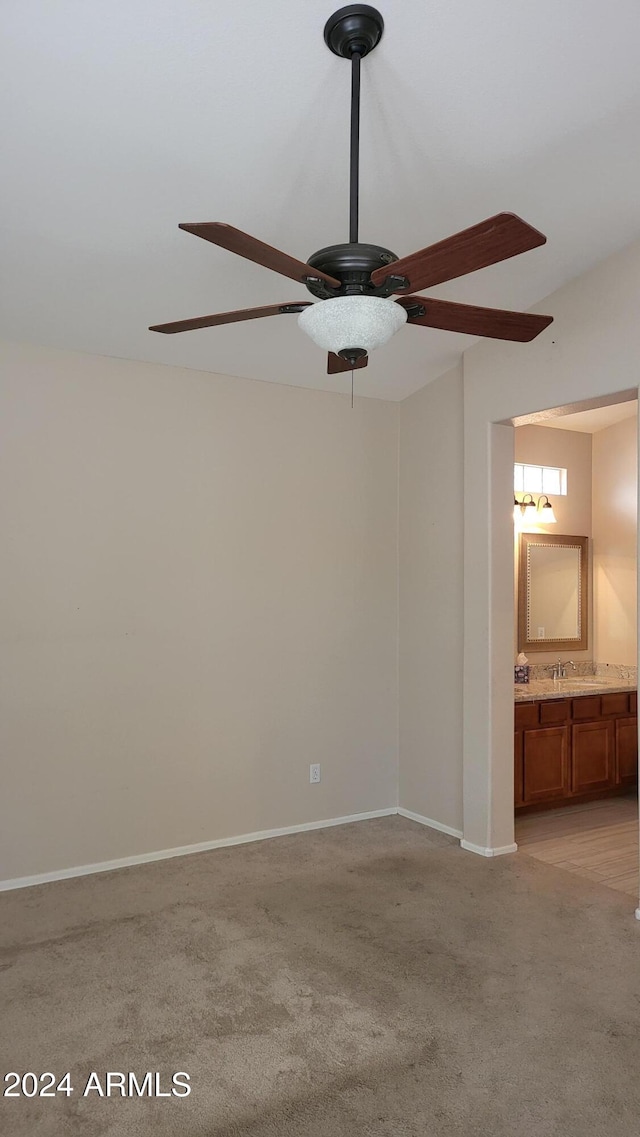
[[149, 302, 311, 334], [327, 352, 369, 375], [398, 296, 553, 342], [179, 223, 341, 289], [372, 213, 547, 293]]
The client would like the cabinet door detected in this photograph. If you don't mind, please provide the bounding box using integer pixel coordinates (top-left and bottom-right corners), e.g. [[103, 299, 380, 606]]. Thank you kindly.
[[522, 726, 570, 804], [616, 717, 638, 786], [571, 720, 615, 794], [514, 733, 524, 806]]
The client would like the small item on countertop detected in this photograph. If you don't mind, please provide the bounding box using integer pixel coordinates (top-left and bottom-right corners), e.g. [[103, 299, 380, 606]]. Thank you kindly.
[[515, 652, 530, 684]]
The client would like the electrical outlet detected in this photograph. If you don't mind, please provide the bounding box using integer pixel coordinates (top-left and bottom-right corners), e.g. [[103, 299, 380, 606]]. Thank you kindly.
[[309, 763, 321, 784]]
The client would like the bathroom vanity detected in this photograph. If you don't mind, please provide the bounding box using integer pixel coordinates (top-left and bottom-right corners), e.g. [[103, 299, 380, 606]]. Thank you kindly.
[[514, 527, 637, 810], [514, 681, 637, 811]]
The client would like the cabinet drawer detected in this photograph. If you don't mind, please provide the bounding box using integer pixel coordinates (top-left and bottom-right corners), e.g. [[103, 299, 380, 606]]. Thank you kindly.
[[539, 699, 570, 724], [571, 695, 601, 720], [515, 702, 539, 729], [630, 692, 637, 715], [602, 692, 630, 716]]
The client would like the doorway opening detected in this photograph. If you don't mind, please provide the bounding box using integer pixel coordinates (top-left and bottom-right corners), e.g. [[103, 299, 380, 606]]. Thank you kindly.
[[512, 396, 639, 901]]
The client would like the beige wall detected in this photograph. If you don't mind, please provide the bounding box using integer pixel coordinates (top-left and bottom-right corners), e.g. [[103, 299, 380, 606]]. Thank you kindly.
[[593, 413, 638, 666], [514, 424, 593, 664], [398, 365, 463, 832], [0, 340, 399, 881]]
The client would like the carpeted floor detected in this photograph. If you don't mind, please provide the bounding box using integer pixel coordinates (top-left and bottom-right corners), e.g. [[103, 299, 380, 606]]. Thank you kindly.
[[1, 815, 639, 1136]]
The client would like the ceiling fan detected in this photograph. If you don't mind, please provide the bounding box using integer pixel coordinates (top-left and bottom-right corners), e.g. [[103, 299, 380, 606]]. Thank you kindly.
[[150, 4, 552, 377]]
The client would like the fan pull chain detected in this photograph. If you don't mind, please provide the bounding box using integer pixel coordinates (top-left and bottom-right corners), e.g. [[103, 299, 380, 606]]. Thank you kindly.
[[351, 367, 354, 409]]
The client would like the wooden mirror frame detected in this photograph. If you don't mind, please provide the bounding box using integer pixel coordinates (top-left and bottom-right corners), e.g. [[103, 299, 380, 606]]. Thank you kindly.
[[518, 532, 589, 653]]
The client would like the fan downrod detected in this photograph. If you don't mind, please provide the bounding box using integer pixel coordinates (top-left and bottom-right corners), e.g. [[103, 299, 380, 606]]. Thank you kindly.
[[324, 5, 384, 59]]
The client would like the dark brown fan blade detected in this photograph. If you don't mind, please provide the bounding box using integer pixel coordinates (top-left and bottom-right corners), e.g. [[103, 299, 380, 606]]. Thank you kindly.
[[179, 223, 341, 289], [371, 213, 547, 294], [327, 352, 369, 375], [149, 302, 311, 334], [397, 295, 552, 342]]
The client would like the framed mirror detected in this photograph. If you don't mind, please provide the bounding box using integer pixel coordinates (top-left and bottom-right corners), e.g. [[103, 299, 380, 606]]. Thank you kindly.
[[518, 533, 589, 653]]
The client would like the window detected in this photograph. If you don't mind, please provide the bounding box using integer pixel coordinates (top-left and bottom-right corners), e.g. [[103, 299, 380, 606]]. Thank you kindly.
[[514, 463, 567, 496]]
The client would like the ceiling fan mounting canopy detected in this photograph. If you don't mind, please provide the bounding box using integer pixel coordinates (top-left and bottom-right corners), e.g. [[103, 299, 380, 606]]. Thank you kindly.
[[323, 5, 384, 59], [304, 242, 403, 299], [149, 5, 553, 379]]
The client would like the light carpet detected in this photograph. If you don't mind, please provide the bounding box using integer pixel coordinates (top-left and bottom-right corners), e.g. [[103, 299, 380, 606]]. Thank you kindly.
[[1, 815, 639, 1136]]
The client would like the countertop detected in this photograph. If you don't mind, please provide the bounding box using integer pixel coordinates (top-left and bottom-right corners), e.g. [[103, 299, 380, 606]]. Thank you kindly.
[[514, 676, 637, 703]]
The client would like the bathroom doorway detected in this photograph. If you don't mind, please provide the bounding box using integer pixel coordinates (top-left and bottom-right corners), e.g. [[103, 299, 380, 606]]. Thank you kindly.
[[512, 397, 639, 901]]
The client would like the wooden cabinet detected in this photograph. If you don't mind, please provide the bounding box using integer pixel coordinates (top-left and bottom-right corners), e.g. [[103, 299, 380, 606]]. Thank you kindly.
[[514, 690, 637, 812]]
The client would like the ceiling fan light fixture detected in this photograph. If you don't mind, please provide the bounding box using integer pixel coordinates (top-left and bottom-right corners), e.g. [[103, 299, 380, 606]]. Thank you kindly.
[[297, 295, 407, 358]]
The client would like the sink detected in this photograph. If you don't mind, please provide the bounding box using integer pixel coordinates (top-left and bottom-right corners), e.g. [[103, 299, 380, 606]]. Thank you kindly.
[[552, 678, 602, 687]]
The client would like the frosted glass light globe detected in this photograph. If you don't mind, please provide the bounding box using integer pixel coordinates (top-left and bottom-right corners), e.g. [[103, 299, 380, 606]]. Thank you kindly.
[[298, 295, 407, 356]]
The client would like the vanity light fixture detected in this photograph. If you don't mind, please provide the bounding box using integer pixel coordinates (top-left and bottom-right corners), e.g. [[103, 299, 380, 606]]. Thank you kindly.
[[513, 493, 537, 525], [514, 493, 557, 526], [536, 494, 557, 523]]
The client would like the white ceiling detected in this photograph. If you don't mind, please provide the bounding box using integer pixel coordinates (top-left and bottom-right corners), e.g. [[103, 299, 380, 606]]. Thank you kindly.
[[2, 1, 640, 401], [538, 400, 638, 434]]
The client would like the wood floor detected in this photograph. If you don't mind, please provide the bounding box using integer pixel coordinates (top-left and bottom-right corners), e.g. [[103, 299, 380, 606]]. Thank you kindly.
[[516, 794, 639, 899]]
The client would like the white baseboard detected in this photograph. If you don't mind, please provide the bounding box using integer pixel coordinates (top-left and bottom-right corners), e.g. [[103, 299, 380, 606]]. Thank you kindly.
[[460, 840, 518, 858], [0, 806, 473, 893], [0, 808, 397, 893], [397, 807, 463, 840]]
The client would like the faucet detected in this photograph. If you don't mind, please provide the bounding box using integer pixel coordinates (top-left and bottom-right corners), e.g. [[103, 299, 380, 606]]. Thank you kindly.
[[552, 659, 577, 680]]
